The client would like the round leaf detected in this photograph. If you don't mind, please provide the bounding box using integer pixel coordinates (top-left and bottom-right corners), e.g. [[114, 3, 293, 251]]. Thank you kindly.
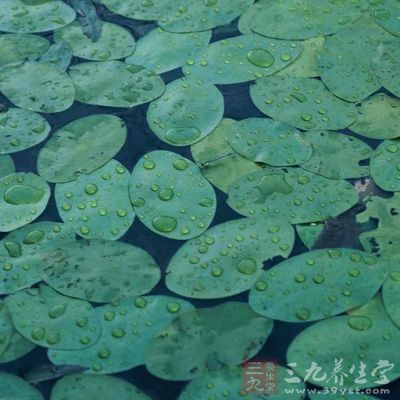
[[0, 372, 43, 400], [0, 155, 15, 179]]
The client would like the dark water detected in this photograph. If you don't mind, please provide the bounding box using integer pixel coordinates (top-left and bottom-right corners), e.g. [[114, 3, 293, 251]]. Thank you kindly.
[[0, 7, 399, 400]]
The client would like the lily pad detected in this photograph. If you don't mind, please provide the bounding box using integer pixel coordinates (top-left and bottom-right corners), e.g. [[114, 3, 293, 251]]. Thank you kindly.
[[55, 160, 134, 240], [0, 328, 36, 363], [296, 222, 325, 249], [145, 302, 273, 381], [300, 131, 372, 179], [182, 34, 302, 84], [383, 269, 400, 328], [0, 301, 13, 356], [250, 76, 357, 130], [250, 0, 368, 39], [0, 172, 50, 232], [370, 139, 400, 191], [0, 221, 74, 295], [166, 217, 294, 299], [54, 21, 136, 61], [0, 33, 49, 66], [69, 61, 165, 108], [0, 0, 75, 33], [51, 374, 151, 400], [0, 372, 43, 400], [287, 296, 400, 388], [41, 239, 160, 303], [249, 248, 387, 322], [227, 168, 359, 224], [129, 151, 216, 240], [0, 155, 15, 179], [0, 108, 50, 154], [158, 0, 255, 33], [147, 78, 224, 146], [227, 118, 312, 166], [37, 42, 72, 71], [350, 93, 400, 139], [126, 28, 211, 74], [37, 114, 126, 183], [238, 0, 271, 35], [7, 285, 101, 350], [48, 295, 194, 374], [370, 0, 400, 36], [191, 118, 263, 193]]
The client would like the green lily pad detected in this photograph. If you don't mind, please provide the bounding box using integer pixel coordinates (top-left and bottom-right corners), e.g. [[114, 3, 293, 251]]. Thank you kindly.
[[54, 21, 136, 61], [276, 37, 325, 78], [250, 76, 356, 130], [318, 25, 382, 102], [41, 239, 160, 303], [48, 295, 194, 374], [179, 365, 305, 400], [0, 155, 15, 179], [287, 296, 400, 389], [0, 33, 49, 66], [371, 0, 400, 36], [238, 0, 271, 35], [147, 77, 223, 146], [166, 217, 294, 299], [55, 160, 134, 240], [296, 222, 325, 249], [350, 93, 400, 139], [158, 0, 255, 33], [249, 248, 386, 322], [37, 114, 126, 183], [0, 372, 43, 400], [37, 42, 72, 71], [126, 28, 211, 74], [129, 151, 216, 240], [0, 61, 75, 113], [383, 269, 400, 328], [0, 108, 50, 154], [370, 139, 400, 191], [0, 221, 74, 295], [0, 328, 36, 363], [250, 0, 368, 39], [227, 118, 312, 166], [7, 285, 101, 350], [145, 302, 273, 381], [51, 374, 151, 400], [0, 0, 75, 33], [69, 61, 165, 108], [0, 172, 50, 232], [182, 34, 301, 84], [227, 168, 359, 224], [0, 301, 13, 356], [191, 118, 263, 193], [300, 131, 372, 179]]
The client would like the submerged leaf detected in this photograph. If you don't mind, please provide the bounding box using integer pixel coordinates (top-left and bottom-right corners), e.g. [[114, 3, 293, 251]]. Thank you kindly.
[[0, 372, 44, 400]]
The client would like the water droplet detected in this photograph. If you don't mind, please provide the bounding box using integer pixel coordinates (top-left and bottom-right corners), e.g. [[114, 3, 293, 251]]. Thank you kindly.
[[246, 48, 274, 68], [236, 258, 257, 275], [166, 127, 201, 144], [84, 184, 98, 195], [167, 302, 181, 313], [390, 271, 400, 281], [198, 197, 214, 207], [98, 348, 111, 358], [143, 160, 155, 170], [295, 308, 310, 321], [173, 159, 189, 170], [313, 274, 325, 284], [255, 280, 267, 291], [4, 185, 44, 205], [5, 241, 21, 258], [152, 216, 177, 233], [295, 273, 307, 283], [158, 188, 174, 201], [135, 297, 147, 308], [31, 327, 46, 341], [23, 229, 45, 244], [132, 198, 145, 207], [47, 333, 61, 345], [211, 267, 223, 277], [111, 328, 126, 338], [48, 304, 67, 319], [348, 316, 373, 331], [387, 144, 399, 153]]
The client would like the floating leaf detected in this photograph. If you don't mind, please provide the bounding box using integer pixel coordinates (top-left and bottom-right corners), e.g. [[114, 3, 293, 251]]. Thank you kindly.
[[287, 296, 400, 388], [0, 33, 49, 66], [0, 328, 36, 363], [250, 0, 368, 39], [0, 0, 75, 33], [250, 76, 356, 130], [0, 108, 50, 154], [101, 0, 171, 20], [166, 217, 294, 299], [227, 118, 312, 166], [147, 78, 223, 146], [0, 221, 74, 295], [191, 118, 262, 193], [0, 372, 44, 400], [55, 160, 134, 240], [370, 0, 400, 37], [54, 21, 136, 61], [301, 131, 372, 179], [48, 295, 194, 374], [145, 302, 273, 381], [0, 172, 50, 232], [126, 28, 211, 74], [0, 301, 13, 356], [129, 151, 216, 239], [249, 249, 386, 322], [41, 239, 160, 303], [37, 114, 126, 183], [0, 155, 15, 179], [383, 268, 400, 328], [227, 168, 358, 224], [370, 139, 400, 191], [51, 374, 152, 400], [7, 285, 101, 350], [238, 0, 271, 35], [182, 34, 301, 84], [69, 61, 165, 108], [296, 222, 325, 249], [350, 93, 400, 139], [38, 43, 72, 71], [0, 62, 75, 113]]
